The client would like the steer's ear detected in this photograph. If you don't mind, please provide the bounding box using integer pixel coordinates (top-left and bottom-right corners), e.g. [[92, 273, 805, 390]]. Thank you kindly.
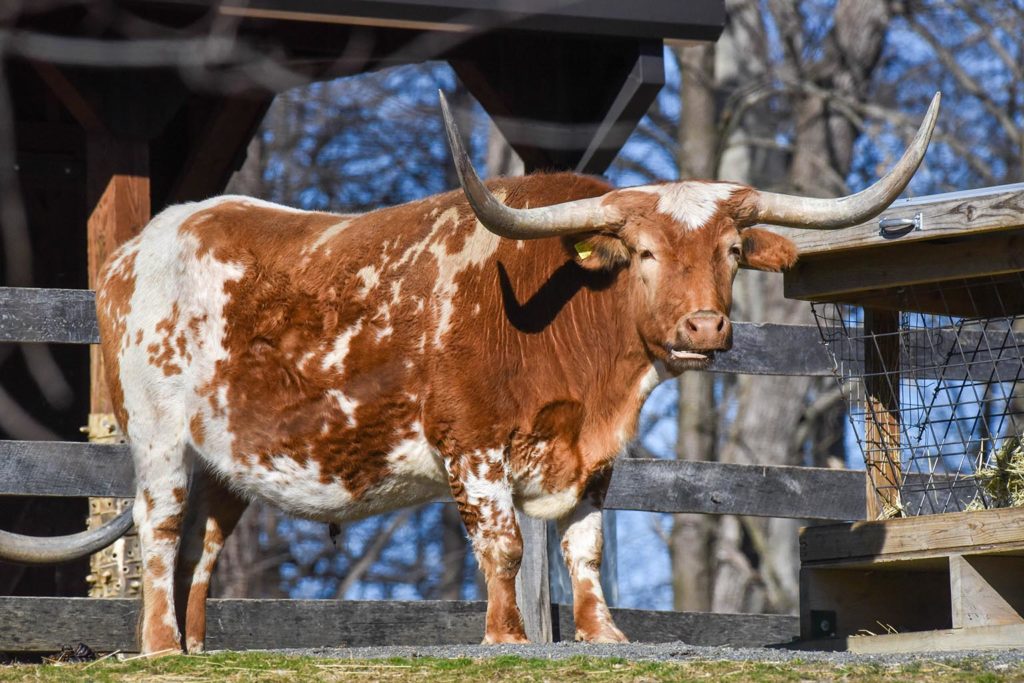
[[566, 233, 630, 272], [740, 228, 798, 272]]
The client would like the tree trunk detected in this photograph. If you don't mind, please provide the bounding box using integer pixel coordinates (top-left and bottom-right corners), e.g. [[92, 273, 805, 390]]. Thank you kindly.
[[669, 41, 718, 613]]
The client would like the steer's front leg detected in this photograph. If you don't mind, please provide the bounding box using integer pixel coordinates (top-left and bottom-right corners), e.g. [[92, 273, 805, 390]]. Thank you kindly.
[[558, 469, 627, 643], [444, 449, 528, 644]]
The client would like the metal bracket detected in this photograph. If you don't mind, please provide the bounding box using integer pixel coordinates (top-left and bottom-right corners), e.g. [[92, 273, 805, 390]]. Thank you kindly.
[[809, 609, 837, 638], [878, 211, 923, 238]]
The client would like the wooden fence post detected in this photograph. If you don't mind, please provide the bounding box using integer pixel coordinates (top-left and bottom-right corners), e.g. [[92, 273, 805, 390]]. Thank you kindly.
[[85, 135, 149, 598], [863, 308, 903, 519], [515, 511, 552, 642]]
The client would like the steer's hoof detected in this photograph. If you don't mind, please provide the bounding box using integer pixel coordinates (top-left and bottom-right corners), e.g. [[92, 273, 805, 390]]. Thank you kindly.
[[575, 626, 629, 644], [481, 633, 530, 645]]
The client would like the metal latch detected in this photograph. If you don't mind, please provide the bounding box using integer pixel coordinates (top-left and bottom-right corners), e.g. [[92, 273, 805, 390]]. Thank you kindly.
[[809, 610, 837, 638], [878, 211, 923, 238]]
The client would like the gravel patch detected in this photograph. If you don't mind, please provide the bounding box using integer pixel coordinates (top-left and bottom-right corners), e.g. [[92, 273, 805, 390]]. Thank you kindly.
[[264, 642, 1024, 668]]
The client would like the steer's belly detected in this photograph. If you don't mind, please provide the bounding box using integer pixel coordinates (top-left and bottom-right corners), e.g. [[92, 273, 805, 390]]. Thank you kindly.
[[197, 427, 452, 523]]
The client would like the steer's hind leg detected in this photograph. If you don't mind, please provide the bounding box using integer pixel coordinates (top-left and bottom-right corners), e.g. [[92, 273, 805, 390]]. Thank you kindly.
[[444, 449, 528, 644], [132, 432, 191, 654], [557, 469, 627, 643], [175, 467, 248, 654]]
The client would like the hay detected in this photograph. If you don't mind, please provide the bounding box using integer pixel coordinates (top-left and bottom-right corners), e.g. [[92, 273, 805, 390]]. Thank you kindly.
[[966, 435, 1024, 511]]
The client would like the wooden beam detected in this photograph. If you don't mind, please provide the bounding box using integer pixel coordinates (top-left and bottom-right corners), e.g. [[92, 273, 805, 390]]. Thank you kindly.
[[0, 596, 795, 651], [784, 229, 1024, 302], [0, 292, 842, 377], [204, 0, 728, 42], [0, 441, 967, 520], [451, 35, 663, 173], [0, 288, 99, 344], [797, 622, 1024, 654], [605, 458, 866, 521], [573, 42, 664, 174], [166, 94, 273, 204], [831, 275, 1024, 319], [559, 605, 798, 647], [85, 135, 149, 599], [86, 136, 150, 415], [800, 507, 1024, 565], [0, 441, 133, 497], [515, 512, 552, 643], [862, 309, 902, 520], [774, 182, 1024, 258], [710, 322, 831, 377], [950, 555, 1024, 629]]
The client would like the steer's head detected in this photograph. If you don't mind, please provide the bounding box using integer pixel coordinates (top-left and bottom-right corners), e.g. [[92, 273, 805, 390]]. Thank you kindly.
[[439, 92, 939, 374]]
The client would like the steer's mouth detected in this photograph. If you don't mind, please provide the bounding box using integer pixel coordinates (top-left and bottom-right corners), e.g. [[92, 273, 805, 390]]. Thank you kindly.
[[665, 346, 715, 371]]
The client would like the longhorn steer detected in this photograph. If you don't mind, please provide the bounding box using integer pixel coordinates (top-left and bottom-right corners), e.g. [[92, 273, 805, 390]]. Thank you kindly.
[[0, 92, 939, 652]]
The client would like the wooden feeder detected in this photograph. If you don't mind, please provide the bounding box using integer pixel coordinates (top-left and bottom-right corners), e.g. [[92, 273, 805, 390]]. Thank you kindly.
[[780, 182, 1024, 652]]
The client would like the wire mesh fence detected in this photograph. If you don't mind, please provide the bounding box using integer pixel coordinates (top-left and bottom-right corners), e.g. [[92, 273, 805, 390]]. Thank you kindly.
[[812, 275, 1024, 518]]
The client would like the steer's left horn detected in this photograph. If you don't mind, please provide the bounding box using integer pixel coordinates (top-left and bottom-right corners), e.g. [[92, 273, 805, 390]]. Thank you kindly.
[[0, 504, 133, 564], [439, 90, 619, 239], [751, 92, 941, 230]]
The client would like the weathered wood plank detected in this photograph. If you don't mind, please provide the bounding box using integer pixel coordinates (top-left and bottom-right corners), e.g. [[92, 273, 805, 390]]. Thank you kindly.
[[800, 507, 1024, 565], [710, 323, 832, 376], [0, 598, 486, 651], [773, 182, 1024, 258], [0, 288, 98, 344], [13, 287, 1016, 382], [0, 441, 133, 497], [950, 555, 1024, 629], [843, 276, 1024, 319], [0, 287, 834, 377], [562, 605, 798, 647], [0, 441, 964, 524], [4, 440, 868, 521], [862, 309, 902, 521], [605, 458, 866, 521], [796, 622, 1024, 654], [515, 512, 552, 643], [0, 597, 799, 651], [784, 229, 1024, 302]]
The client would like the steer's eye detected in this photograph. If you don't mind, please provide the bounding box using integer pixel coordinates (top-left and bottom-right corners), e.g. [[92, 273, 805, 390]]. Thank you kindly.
[[639, 249, 655, 261], [729, 244, 742, 259]]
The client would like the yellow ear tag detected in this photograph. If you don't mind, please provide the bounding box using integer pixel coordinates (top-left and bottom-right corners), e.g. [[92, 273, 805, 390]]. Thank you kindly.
[[574, 240, 594, 261]]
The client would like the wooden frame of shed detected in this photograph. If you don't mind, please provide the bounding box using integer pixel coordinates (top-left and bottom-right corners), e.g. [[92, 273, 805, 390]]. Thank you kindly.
[[780, 182, 1024, 652]]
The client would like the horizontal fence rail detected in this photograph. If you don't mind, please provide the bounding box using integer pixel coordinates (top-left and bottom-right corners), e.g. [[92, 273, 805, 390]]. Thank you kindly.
[[0, 287, 99, 344], [606, 458, 866, 521], [0, 440, 865, 519], [7, 288, 1022, 380], [0, 287, 834, 376], [0, 597, 799, 652]]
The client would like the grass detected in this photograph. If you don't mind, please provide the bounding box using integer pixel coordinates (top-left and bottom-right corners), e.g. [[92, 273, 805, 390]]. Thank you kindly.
[[1, 652, 1022, 682]]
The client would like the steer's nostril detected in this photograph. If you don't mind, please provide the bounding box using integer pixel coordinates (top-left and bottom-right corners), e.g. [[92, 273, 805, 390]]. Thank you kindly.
[[716, 316, 725, 332]]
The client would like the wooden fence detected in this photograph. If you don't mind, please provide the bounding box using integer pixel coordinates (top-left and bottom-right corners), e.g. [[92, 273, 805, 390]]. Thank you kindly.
[[1, 285, 865, 652]]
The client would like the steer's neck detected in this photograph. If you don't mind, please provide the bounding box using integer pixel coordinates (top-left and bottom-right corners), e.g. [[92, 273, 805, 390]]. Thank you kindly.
[[498, 237, 654, 471]]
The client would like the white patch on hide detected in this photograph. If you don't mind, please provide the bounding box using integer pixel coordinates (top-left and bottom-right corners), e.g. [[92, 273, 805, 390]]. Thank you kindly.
[[428, 221, 500, 346], [321, 319, 365, 372], [355, 265, 380, 298], [633, 182, 740, 230], [327, 389, 359, 427]]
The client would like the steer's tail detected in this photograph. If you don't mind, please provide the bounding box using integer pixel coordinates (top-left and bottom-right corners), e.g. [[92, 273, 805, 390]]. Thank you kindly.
[[0, 504, 133, 564]]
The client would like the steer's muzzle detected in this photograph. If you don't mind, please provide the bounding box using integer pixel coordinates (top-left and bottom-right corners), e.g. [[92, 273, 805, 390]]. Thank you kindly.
[[679, 310, 733, 352]]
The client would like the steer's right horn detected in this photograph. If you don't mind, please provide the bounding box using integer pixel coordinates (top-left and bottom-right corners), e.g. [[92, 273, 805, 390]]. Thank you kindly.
[[439, 90, 620, 239], [0, 504, 133, 564], [750, 92, 941, 230]]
